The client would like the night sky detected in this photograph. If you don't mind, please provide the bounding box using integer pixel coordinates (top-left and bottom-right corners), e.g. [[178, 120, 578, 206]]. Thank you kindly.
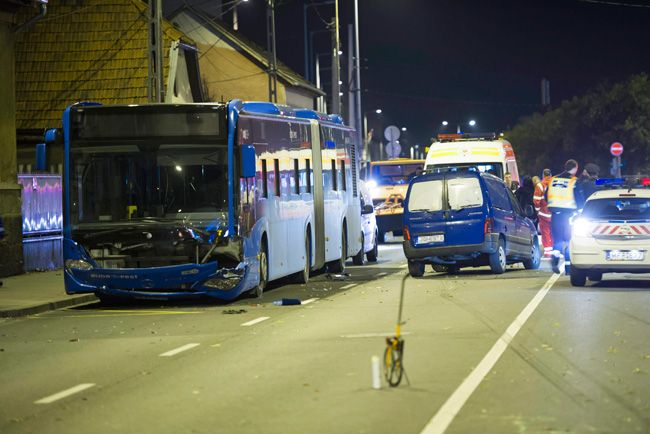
[[166, 0, 650, 148]]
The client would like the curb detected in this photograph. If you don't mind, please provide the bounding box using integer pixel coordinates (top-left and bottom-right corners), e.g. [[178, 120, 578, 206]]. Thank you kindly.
[[0, 294, 99, 318]]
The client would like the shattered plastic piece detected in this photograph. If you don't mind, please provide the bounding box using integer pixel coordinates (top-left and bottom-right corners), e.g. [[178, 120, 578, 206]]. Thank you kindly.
[[272, 298, 301, 306], [222, 309, 247, 314], [326, 272, 351, 281]]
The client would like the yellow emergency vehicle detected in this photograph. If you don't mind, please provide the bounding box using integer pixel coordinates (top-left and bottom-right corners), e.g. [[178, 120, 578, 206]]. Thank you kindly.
[[424, 133, 520, 184], [366, 159, 425, 242]]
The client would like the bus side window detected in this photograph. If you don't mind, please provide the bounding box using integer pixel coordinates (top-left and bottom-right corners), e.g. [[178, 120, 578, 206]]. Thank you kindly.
[[294, 159, 300, 194], [305, 159, 312, 194], [274, 158, 280, 197], [262, 159, 268, 198], [331, 159, 338, 191], [340, 160, 346, 191]]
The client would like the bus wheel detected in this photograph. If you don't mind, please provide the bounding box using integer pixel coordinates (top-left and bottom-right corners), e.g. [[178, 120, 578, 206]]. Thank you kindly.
[[295, 235, 311, 284], [329, 230, 347, 273], [352, 232, 365, 265], [251, 243, 268, 298]]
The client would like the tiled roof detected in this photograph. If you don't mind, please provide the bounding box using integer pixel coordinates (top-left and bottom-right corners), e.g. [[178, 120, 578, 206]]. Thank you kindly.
[[15, 0, 192, 130], [169, 6, 324, 97]]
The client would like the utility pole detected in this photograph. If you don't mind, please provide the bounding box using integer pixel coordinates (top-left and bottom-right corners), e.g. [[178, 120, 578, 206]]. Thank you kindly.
[[267, 0, 278, 103], [330, 0, 340, 114], [353, 0, 363, 162], [148, 0, 164, 102]]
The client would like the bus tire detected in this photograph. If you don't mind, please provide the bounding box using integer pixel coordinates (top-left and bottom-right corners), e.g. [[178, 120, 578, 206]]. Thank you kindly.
[[251, 240, 268, 298], [295, 234, 311, 284], [352, 232, 365, 265], [366, 230, 379, 263], [329, 228, 347, 273]]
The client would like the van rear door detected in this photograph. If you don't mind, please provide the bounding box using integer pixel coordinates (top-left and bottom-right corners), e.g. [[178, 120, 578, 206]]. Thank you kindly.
[[404, 177, 446, 247], [445, 176, 487, 246]]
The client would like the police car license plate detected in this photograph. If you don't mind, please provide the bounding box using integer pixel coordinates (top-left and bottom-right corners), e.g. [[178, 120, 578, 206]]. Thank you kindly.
[[606, 250, 644, 261], [417, 234, 444, 244]]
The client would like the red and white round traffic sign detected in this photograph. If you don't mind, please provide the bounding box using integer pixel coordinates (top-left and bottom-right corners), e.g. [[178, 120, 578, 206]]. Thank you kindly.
[[610, 142, 624, 156]]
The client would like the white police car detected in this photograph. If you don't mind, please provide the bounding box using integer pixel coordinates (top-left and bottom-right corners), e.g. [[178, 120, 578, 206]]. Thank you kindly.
[[570, 178, 650, 286]]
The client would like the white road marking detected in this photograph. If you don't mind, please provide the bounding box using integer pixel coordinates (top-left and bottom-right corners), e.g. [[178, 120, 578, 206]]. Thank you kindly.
[[35, 383, 95, 404], [241, 316, 270, 327], [420, 272, 561, 434], [340, 283, 356, 290], [302, 298, 318, 305], [159, 343, 200, 357], [341, 332, 412, 338]]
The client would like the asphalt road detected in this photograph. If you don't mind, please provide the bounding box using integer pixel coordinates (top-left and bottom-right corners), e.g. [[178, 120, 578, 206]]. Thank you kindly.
[[1, 243, 649, 434]]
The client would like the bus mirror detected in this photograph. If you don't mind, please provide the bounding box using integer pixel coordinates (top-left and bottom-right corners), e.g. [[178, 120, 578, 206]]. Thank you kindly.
[[240, 145, 256, 178]]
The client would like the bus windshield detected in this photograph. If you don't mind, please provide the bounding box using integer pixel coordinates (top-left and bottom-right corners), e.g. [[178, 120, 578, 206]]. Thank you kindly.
[[69, 143, 229, 226], [371, 163, 423, 185]]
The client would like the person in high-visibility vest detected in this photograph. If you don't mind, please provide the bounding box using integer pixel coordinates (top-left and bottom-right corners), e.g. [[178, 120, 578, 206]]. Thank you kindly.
[[533, 168, 553, 257], [546, 159, 579, 274]]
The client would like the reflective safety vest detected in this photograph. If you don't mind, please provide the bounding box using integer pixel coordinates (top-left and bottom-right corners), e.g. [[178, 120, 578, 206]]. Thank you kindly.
[[547, 176, 577, 210]]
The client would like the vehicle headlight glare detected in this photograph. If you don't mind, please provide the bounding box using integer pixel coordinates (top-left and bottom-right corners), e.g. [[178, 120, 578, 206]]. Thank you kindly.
[[571, 217, 593, 237], [65, 259, 94, 271]]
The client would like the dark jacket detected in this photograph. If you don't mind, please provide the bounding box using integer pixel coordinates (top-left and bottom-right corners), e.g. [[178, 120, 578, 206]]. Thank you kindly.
[[575, 176, 600, 208], [515, 177, 535, 215]]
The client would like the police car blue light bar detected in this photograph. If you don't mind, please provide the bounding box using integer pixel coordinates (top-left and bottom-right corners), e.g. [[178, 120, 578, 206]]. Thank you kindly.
[[595, 178, 625, 186]]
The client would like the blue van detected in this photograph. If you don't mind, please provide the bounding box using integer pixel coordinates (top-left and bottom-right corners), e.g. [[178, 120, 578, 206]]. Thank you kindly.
[[402, 171, 540, 277]]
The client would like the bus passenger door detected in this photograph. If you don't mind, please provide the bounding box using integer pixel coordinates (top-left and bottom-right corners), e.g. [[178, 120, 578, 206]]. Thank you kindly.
[[310, 120, 326, 270]]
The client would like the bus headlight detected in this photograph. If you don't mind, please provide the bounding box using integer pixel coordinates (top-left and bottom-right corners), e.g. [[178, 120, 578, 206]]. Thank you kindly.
[[65, 259, 94, 271]]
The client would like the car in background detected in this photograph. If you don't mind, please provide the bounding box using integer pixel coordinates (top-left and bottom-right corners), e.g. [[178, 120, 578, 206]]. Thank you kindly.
[[366, 159, 425, 242], [570, 178, 650, 286], [353, 180, 379, 265], [402, 170, 540, 277]]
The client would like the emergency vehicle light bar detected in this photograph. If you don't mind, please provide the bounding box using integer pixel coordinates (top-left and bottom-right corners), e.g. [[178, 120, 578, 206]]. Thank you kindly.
[[595, 176, 650, 188], [595, 178, 625, 186], [436, 132, 497, 142]]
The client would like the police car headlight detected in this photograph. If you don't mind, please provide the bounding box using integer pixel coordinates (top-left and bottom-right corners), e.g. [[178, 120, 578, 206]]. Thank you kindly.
[[571, 217, 593, 238], [65, 259, 94, 271]]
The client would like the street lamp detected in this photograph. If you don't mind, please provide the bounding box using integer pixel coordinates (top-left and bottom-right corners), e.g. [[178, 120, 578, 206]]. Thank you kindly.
[[375, 108, 382, 114], [439, 119, 478, 134], [401, 127, 407, 132]]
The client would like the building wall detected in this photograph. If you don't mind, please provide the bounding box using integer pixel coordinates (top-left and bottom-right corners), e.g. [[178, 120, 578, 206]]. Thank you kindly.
[[0, 18, 25, 277]]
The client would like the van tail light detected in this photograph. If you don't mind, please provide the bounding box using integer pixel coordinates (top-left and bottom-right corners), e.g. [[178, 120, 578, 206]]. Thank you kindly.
[[484, 217, 494, 235], [403, 226, 411, 241]]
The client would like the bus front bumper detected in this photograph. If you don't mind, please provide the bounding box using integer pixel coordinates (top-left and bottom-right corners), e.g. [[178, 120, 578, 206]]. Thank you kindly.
[[64, 261, 251, 301]]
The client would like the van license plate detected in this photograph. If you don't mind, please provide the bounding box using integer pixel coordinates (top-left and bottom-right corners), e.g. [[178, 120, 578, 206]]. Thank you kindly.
[[417, 234, 444, 244], [606, 250, 644, 261]]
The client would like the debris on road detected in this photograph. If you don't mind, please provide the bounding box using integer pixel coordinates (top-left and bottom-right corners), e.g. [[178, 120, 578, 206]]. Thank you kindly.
[[272, 298, 301, 306], [326, 273, 350, 281], [222, 309, 247, 314]]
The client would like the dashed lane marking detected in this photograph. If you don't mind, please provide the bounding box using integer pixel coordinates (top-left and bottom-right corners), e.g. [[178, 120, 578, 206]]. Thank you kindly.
[[302, 298, 318, 305], [159, 343, 200, 357], [340, 283, 356, 290], [241, 316, 270, 327], [35, 383, 96, 404], [419, 272, 562, 434]]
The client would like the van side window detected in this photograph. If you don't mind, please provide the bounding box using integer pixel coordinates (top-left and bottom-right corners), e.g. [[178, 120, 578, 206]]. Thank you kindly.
[[486, 178, 511, 211], [506, 188, 524, 215]]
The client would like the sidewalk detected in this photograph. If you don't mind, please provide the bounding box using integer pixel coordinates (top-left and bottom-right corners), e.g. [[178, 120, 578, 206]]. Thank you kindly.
[[0, 270, 97, 318]]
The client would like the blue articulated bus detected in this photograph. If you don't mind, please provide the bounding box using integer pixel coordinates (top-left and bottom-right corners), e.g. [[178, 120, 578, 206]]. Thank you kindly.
[[58, 100, 362, 301]]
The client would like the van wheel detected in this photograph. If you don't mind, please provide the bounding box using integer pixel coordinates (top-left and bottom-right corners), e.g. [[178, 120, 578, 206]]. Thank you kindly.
[[408, 260, 425, 277], [431, 264, 447, 273], [571, 268, 587, 286], [366, 230, 379, 262], [489, 239, 507, 274], [588, 272, 602, 282], [353, 232, 365, 265], [523, 239, 541, 270], [447, 265, 460, 275]]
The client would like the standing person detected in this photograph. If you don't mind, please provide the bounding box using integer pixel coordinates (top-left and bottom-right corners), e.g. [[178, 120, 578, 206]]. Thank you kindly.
[[575, 163, 600, 208], [504, 172, 513, 191], [515, 176, 536, 223], [534, 169, 553, 257], [547, 160, 579, 274]]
